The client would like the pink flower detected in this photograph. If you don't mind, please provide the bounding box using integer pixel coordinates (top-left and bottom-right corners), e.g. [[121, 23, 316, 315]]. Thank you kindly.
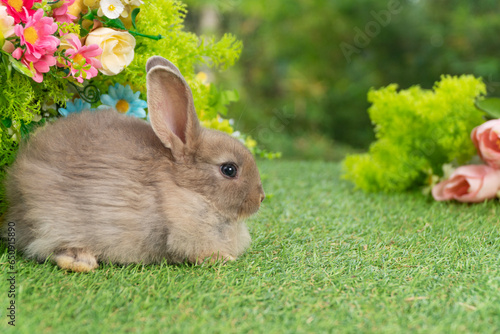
[[14, 9, 59, 60], [59, 34, 102, 83], [12, 46, 23, 59], [1, 0, 36, 24], [30, 53, 56, 82], [432, 165, 500, 202], [471, 119, 500, 169], [14, 52, 57, 82], [52, 0, 77, 23]]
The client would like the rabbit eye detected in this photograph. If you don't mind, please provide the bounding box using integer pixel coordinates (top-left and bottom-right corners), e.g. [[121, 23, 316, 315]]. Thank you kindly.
[[220, 163, 238, 178]]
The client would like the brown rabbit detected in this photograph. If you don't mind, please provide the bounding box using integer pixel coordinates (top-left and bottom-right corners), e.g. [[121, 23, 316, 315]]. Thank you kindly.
[[2, 56, 265, 272]]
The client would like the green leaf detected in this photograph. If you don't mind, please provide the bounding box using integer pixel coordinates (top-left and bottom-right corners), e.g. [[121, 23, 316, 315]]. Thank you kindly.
[[475, 98, 500, 119], [0, 33, 4, 52], [105, 18, 126, 30], [131, 8, 140, 31], [20, 118, 46, 140], [82, 8, 97, 21], [0, 93, 7, 107], [20, 122, 30, 139], [1, 118, 12, 128], [8, 55, 34, 78], [222, 89, 239, 104], [207, 86, 240, 116]]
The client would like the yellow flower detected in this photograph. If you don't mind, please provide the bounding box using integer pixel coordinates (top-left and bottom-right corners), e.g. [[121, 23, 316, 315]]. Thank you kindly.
[[68, 0, 85, 17], [85, 27, 136, 76], [196, 71, 209, 85], [83, 0, 100, 9], [201, 117, 234, 134], [245, 136, 257, 149]]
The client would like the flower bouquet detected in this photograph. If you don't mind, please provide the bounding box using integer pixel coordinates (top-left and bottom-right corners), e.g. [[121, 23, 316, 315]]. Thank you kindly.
[[0, 0, 265, 214]]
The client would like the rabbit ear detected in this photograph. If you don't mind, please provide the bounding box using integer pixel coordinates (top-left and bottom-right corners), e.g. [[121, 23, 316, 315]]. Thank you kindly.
[[146, 56, 182, 77], [146, 61, 201, 158]]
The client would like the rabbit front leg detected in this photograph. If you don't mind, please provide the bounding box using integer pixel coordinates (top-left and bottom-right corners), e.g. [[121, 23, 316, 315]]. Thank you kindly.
[[53, 248, 98, 272], [189, 252, 236, 265]]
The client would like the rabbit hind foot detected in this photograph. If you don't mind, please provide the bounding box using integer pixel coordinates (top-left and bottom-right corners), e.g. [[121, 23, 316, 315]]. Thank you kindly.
[[54, 248, 98, 272]]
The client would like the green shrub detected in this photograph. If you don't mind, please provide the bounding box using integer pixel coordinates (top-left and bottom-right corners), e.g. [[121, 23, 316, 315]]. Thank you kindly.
[[343, 75, 486, 192]]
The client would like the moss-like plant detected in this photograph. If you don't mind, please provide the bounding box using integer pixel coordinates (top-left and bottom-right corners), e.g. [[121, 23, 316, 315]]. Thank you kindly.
[[343, 75, 486, 192]]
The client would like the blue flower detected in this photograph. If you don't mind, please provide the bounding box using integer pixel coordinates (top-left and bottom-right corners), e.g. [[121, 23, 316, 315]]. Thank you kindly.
[[99, 83, 148, 118], [58, 99, 92, 117]]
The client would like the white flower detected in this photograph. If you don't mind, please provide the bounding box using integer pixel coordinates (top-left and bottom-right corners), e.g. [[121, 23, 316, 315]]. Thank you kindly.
[[98, 0, 125, 19], [85, 28, 136, 76], [122, 0, 143, 5]]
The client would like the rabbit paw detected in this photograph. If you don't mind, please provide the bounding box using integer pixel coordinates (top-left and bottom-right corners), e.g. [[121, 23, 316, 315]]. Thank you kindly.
[[54, 249, 98, 272], [192, 252, 236, 265]]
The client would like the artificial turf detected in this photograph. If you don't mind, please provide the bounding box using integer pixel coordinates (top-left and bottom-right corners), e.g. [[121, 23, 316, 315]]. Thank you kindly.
[[1, 160, 499, 333]]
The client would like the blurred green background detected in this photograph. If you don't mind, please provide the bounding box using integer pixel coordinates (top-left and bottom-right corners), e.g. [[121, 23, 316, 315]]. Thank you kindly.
[[184, 0, 500, 160]]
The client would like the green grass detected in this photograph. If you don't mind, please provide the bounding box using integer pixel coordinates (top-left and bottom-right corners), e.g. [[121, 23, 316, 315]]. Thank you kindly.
[[1, 160, 500, 333]]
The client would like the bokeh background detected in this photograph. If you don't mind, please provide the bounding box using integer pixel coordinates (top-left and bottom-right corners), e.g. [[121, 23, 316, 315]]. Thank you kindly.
[[183, 0, 500, 160]]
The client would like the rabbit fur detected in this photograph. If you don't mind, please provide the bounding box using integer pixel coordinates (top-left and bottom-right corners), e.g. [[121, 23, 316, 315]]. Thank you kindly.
[[2, 56, 265, 272]]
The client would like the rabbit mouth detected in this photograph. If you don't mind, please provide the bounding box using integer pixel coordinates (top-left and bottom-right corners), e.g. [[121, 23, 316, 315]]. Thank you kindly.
[[237, 198, 261, 220]]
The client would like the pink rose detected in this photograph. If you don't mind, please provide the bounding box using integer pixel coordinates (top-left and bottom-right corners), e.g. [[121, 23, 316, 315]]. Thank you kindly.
[[471, 119, 500, 168], [432, 165, 500, 202]]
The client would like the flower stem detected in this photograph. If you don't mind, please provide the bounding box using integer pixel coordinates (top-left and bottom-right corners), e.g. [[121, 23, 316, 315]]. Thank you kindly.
[[128, 30, 163, 41]]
